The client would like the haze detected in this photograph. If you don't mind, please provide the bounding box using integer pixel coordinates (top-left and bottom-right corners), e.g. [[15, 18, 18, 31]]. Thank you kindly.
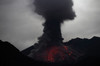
[[0, 0, 100, 50]]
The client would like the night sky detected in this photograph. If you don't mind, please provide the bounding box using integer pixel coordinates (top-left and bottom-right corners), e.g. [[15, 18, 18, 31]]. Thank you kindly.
[[0, 0, 100, 50]]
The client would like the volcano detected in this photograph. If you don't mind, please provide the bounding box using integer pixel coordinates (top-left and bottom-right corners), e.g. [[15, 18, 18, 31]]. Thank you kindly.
[[28, 19, 79, 63], [28, 42, 83, 63], [28, 0, 76, 62], [29, 45, 73, 62]]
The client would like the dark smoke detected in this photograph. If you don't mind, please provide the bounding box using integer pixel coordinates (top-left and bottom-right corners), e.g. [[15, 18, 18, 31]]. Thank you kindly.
[[29, 0, 76, 62], [33, 0, 76, 46], [34, 0, 76, 21]]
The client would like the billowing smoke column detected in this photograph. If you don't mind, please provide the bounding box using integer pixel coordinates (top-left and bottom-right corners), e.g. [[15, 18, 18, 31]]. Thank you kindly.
[[34, 0, 76, 46], [29, 0, 76, 62]]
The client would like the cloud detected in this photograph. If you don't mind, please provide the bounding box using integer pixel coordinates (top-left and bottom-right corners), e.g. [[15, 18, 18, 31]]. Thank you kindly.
[[0, 0, 100, 50], [0, 0, 15, 5], [0, 0, 43, 50]]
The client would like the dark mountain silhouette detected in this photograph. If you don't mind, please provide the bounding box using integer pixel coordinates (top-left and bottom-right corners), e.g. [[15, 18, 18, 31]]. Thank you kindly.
[[22, 36, 100, 57], [0, 40, 35, 66], [22, 36, 100, 66], [0, 40, 54, 66], [1, 36, 100, 66], [65, 36, 100, 57]]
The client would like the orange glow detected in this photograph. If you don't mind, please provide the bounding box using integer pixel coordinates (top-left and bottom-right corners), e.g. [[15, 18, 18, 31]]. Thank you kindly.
[[35, 45, 73, 62]]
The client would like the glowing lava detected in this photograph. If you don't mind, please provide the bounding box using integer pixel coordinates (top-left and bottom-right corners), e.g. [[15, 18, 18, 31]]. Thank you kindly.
[[33, 45, 73, 62], [46, 46, 72, 62]]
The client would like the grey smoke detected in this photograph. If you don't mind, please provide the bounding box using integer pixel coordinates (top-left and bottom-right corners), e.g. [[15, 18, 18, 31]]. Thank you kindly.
[[31, 0, 76, 47], [33, 0, 76, 21], [0, 0, 100, 51]]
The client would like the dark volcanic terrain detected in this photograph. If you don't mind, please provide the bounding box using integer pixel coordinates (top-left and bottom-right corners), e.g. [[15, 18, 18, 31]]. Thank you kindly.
[[1, 36, 100, 66]]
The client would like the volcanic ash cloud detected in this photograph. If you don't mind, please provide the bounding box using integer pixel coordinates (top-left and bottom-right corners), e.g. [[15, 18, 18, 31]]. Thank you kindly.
[[29, 0, 76, 62]]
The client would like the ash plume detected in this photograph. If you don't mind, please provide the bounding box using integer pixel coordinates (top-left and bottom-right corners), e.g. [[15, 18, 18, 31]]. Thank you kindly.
[[33, 0, 76, 45], [34, 0, 76, 21], [29, 0, 76, 62]]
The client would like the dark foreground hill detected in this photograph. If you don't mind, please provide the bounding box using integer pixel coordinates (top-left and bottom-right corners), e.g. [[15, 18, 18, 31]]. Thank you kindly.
[[65, 36, 100, 57], [22, 36, 100, 57], [1, 36, 100, 66], [0, 40, 58, 66]]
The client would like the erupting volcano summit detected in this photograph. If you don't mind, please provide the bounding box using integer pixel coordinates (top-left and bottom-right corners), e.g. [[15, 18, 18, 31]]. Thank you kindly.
[[29, 0, 76, 62]]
